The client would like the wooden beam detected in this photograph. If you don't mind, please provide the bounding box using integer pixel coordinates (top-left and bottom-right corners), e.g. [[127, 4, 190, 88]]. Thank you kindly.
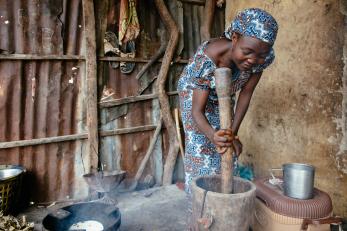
[[128, 119, 162, 191], [99, 91, 179, 108], [98, 56, 189, 64], [83, 0, 99, 173], [0, 134, 88, 149], [99, 125, 156, 137], [0, 125, 157, 149], [0, 54, 189, 63], [178, 0, 205, 5], [100, 93, 156, 107], [174, 108, 185, 159], [0, 54, 85, 60]]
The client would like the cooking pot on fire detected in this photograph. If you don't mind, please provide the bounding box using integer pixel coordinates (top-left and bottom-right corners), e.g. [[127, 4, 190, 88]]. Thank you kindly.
[[271, 163, 315, 200]]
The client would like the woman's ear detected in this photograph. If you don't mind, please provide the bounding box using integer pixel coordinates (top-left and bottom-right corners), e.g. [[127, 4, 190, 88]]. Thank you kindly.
[[231, 32, 240, 43]]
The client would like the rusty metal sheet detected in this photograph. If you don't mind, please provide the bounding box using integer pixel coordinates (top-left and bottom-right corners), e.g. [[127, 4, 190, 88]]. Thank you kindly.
[[0, 0, 84, 55], [0, 60, 87, 203], [0, 0, 87, 203], [0, 0, 226, 203]]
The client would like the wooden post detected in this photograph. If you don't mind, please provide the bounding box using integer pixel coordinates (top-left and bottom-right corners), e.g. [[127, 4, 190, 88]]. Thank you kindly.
[[174, 108, 185, 159], [129, 119, 163, 190], [215, 68, 234, 193], [154, 0, 180, 185], [200, 0, 215, 42], [82, 0, 99, 173]]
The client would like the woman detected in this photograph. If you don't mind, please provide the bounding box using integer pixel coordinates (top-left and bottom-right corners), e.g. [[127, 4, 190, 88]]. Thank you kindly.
[[177, 7, 278, 207]]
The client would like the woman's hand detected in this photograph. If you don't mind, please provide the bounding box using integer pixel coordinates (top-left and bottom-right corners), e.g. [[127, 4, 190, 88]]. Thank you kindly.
[[232, 138, 243, 157], [214, 129, 233, 154], [214, 130, 243, 156]]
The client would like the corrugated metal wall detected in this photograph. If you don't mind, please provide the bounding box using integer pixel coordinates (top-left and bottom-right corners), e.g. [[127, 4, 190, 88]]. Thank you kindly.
[[0, 0, 89, 202], [0, 0, 225, 202]]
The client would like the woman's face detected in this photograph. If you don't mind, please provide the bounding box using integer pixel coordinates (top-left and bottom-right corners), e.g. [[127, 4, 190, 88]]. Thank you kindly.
[[231, 34, 271, 71]]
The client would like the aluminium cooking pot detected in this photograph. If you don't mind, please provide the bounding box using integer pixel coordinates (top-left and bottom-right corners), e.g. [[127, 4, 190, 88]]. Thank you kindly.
[[271, 163, 315, 200]]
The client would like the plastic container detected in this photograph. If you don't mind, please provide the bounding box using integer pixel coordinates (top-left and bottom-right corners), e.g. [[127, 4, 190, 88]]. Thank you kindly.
[[253, 178, 342, 231], [253, 198, 331, 231]]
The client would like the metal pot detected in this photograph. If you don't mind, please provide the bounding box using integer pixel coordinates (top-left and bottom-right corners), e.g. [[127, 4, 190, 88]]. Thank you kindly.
[[283, 163, 315, 199], [270, 163, 315, 200], [0, 165, 25, 181]]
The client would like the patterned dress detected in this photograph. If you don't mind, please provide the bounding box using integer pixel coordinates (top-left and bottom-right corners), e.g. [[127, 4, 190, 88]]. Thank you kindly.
[[177, 40, 273, 195]]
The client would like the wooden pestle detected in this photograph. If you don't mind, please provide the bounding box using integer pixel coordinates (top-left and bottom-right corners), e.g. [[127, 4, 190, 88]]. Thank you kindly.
[[214, 67, 234, 194]]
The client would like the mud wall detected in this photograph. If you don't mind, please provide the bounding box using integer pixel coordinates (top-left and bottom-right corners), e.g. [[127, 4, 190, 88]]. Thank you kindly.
[[225, 0, 347, 216]]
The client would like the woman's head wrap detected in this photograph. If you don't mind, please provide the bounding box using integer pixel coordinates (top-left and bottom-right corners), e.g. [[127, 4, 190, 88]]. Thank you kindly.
[[224, 8, 278, 45], [224, 8, 278, 73]]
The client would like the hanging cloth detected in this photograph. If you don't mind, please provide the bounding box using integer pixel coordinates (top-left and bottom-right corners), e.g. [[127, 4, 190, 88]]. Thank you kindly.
[[118, 0, 140, 45]]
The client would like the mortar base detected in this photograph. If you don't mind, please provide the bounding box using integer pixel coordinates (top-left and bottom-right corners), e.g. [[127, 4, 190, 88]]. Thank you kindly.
[[191, 175, 256, 231]]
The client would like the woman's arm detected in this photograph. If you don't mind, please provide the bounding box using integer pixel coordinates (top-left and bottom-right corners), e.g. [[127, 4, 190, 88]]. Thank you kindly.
[[231, 72, 262, 156], [192, 89, 233, 149], [232, 72, 262, 135]]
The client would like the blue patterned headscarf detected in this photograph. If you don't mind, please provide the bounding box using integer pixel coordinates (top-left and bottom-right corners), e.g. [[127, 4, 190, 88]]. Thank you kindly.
[[224, 8, 279, 73]]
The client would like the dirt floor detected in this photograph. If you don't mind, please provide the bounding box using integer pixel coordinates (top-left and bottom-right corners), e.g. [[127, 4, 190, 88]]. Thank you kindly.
[[117, 185, 188, 231], [17, 184, 346, 231], [18, 184, 188, 231]]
